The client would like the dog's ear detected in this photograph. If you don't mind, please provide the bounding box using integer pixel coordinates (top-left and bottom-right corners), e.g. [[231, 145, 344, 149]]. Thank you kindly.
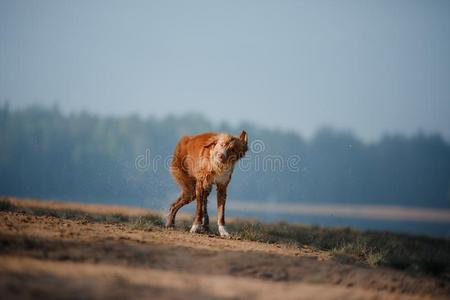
[[203, 136, 218, 148], [237, 130, 248, 158], [239, 130, 248, 145]]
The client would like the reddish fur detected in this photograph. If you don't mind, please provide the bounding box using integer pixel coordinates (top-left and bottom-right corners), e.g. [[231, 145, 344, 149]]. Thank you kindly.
[[166, 131, 248, 235]]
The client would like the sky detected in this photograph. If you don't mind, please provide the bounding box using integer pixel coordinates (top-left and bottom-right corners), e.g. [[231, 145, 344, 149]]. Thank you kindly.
[[1, 0, 449, 142]]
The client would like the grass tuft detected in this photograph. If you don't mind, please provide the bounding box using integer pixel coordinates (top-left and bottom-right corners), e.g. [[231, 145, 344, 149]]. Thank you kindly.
[[0, 198, 13, 211], [129, 215, 165, 231]]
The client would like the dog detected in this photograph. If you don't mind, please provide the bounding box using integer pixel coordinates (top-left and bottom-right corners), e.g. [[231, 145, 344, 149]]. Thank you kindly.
[[166, 131, 248, 237]]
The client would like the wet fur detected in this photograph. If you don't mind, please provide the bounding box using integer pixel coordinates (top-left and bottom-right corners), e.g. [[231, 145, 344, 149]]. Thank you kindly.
[[166, 131, 248, 236]]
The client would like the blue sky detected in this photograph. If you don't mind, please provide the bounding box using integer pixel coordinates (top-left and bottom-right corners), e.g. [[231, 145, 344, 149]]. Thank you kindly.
[[1, 0, 449, 141]]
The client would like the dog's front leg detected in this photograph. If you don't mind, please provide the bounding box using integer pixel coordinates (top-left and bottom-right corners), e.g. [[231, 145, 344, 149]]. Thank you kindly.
[[191, 181, 205, 233], [201, 186, 211, 232], [217, 183, 230, 237]]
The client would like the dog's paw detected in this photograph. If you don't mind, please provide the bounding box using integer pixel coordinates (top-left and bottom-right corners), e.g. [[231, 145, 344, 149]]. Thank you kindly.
[[165, 220, 174, 228], [218, 225, 230, 238], [190, 224, 204, 234], [165, 214, 175, 229], [165, 220, 176, 230]]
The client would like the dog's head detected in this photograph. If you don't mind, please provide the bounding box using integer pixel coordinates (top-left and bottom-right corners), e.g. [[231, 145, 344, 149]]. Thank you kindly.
[[205, 131, 248, 166]]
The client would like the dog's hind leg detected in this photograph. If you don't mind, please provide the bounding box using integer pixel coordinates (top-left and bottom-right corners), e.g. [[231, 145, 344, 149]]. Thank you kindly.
[[166, 179, 195, 228]]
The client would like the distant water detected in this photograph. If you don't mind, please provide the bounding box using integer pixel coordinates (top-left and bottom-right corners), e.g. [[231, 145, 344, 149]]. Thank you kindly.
[[226, 209, 450, 238], [53, 196, 450, 238], [71, 195, 450, 238], [176, 201, 450, 238]]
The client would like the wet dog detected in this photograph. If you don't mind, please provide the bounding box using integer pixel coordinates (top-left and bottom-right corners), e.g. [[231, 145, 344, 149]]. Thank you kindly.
[[166, 131, 248, 236]]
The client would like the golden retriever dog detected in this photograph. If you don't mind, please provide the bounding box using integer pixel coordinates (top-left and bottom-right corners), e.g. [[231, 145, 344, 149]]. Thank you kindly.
[[166, 131, 248, 236]]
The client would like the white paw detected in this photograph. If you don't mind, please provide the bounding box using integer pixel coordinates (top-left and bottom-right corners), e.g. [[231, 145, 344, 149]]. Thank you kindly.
[[218, 225, 230, 237], [190, 224, 201, 233]]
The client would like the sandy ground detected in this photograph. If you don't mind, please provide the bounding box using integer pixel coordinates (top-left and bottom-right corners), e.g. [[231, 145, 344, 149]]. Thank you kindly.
[[0, 198, 449, 300]]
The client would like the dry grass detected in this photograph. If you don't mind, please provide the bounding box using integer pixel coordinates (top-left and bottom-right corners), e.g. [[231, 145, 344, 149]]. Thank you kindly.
[[1, 196, 449, 280], [229, 219, 450, 278]]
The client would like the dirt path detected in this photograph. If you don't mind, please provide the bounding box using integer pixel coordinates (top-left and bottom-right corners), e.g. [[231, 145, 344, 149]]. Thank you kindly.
[[0, 200, 449, 299]]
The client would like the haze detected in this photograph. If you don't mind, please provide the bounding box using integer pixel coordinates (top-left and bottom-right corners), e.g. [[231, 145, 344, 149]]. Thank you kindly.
[[1, 0, 449, 141]]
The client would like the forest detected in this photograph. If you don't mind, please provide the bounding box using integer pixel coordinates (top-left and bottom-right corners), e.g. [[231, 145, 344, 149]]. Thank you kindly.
[[1, 104, 449, 209]]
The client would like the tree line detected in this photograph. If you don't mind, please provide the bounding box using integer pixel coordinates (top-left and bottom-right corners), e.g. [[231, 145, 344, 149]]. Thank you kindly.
[[0, 105, 449, 209]]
